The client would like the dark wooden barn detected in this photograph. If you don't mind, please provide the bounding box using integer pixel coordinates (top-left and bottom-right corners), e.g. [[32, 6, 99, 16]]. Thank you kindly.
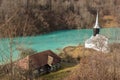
[[15, 50, 61, 75]]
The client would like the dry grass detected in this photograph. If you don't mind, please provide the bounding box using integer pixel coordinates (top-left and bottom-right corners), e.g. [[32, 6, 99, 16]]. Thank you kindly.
[[102, 15, 119, 27], [63, 45, 97, 58], [64, 43, 120, 80], [1, 43, 120, 80], [0, 62, 77, 80], [37, 62, 77, 80]]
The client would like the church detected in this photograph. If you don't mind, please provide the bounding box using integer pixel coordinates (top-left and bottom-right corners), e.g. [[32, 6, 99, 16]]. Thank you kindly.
[[85, 12, 109, 53]]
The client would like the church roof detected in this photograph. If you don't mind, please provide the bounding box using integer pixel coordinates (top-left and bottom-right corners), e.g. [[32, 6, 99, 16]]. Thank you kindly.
[[93, 12, 100, 29]]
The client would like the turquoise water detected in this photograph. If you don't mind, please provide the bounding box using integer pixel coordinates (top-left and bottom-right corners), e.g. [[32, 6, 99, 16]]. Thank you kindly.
[[0, 28, 120, 64]]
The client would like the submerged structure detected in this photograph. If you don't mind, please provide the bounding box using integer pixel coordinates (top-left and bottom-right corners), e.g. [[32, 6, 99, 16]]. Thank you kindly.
[[85, 12, 109, 53]]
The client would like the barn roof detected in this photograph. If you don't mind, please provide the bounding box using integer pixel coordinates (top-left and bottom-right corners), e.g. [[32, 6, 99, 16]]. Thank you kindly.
[[15, 50, 61, 70]]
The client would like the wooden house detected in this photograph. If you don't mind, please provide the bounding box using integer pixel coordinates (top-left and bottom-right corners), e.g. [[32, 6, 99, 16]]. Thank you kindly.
[[14, 50, 61, 75]]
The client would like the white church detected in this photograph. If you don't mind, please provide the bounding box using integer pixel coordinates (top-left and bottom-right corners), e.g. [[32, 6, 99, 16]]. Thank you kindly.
[[85, 12, 109, 53]]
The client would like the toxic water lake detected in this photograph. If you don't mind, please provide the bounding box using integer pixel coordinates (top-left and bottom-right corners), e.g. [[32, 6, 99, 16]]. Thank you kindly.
[[0, 28, 120, 64]]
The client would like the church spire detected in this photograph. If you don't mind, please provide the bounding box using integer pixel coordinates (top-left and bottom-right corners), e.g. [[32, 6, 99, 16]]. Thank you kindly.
[[94, 12, 100, 28], [93, 12, 100, 36]]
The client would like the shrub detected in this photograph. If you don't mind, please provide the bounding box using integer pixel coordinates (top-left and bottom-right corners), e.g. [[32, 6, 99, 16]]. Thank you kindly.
[[64, 43, 120, 80]]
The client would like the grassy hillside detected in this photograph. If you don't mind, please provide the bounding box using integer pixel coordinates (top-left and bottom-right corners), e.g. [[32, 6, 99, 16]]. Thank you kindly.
[[102, 15, 119, 27], [39, 62, 77, 80], [0, 44, 120, 80], [38, 43, 120, 80], [64, 43, 120, 80]]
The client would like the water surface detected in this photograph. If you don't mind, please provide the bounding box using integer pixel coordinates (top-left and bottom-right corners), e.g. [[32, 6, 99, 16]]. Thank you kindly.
[[0, 28, 120, 64]]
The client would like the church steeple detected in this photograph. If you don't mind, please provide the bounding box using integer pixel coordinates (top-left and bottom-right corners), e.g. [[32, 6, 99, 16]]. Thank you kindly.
[[93, 12, 100, 36]]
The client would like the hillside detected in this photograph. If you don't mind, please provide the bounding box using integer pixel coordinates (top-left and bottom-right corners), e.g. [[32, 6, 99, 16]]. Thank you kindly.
[[0, 0, 120, 37], [30, 43, 120, 80], [38, 43, 120, 80], [0, 1, 120, 80], [63, 43, 120, 80]]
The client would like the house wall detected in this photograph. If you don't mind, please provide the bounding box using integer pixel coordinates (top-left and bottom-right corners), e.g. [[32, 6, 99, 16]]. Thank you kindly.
[[15, 56, 29, 70], [15, 50, 61, 71]]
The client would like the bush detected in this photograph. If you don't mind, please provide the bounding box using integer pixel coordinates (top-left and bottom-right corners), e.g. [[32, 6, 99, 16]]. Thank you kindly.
[[64, 43, 120, 80], [17, 47, 37, 58]]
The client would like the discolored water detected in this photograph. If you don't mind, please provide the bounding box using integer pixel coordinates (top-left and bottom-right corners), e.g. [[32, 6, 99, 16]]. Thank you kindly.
[[0, 28, 120, 64]]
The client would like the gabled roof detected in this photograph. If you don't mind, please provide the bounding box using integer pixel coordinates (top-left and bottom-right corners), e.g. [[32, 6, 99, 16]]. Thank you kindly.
[[29, 50, 61, 68], [15, 50, 61, 70]]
